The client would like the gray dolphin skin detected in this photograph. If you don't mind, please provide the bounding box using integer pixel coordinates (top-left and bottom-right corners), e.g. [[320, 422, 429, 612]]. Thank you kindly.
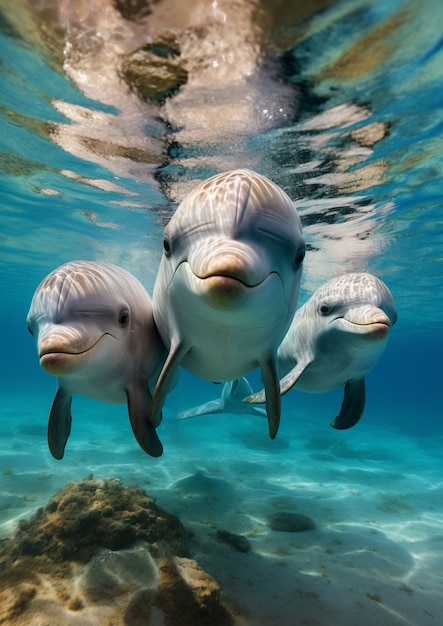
[[245, 273, 397, 428], [27, 261, 166, 459], [177, 378, 267, 420], [151, 169, 305, 439]]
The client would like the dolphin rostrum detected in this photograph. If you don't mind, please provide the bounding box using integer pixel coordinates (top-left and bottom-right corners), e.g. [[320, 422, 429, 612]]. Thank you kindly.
[[150, 169, 305, 439], [27, 260, 166, 459], [245, 272, 397, 428]]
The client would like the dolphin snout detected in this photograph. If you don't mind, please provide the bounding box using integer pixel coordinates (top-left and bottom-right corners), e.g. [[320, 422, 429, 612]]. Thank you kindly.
[[38, 325, 108, 375], [359, 310, 392, 341], [38, 325, 101, 357], [190, 241, 270, 286], [202, 275, 248, 308], [369, 320, 391, 340]]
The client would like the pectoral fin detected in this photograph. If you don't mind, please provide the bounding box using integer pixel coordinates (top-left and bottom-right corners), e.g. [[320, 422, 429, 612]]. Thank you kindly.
[[48, 387, 72, 460], [148, 339, 189, 429], [331, 378, 366, 430], [243, 359, 311, 404], [278, 359, 311, 396], [126, 381, 163, 457], [260, 357, 281, 439]]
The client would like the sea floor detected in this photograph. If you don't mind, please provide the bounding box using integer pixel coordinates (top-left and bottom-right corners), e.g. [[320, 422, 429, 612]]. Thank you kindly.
[[1, 375, 442, 626]]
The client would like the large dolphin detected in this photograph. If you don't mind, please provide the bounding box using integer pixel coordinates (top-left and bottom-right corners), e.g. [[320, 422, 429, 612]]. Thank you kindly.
[[150, 169, 305, 438], [27, 261, 166, 459], [245, 272, 397, 428]]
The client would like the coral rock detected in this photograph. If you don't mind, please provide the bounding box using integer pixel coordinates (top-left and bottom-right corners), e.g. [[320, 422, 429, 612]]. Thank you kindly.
[[0, 477, 234, 625], [216, 529, 251, 553], [158, 557, 234, 626]]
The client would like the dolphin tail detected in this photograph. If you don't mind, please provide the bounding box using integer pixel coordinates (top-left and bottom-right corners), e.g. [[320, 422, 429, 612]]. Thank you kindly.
[[126, 381, 163, 457], [330, 378, 366, 429], [48, 387, 72, 460], [177, 400, 224, 420], [260, 356, 281, 439], [229, 377, 254, 398], [251, 406, 268, 417]]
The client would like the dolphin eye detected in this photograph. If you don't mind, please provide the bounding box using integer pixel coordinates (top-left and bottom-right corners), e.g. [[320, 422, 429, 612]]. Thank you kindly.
[[27, 324, 34, 336], [294, 246, 305, 269], [163, 235, 172, 258], [319, 303, 332, 315], [118, 309, 130, 327]]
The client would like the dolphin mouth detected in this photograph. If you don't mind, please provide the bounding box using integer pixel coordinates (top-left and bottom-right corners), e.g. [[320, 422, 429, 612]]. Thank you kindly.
[[339, 318, 391, 340], [199, 275, 251, 308], [188, 244, 272, 287], [202, 274, 250, 286], [195, 270, 264, 289], [169, 266, 287, 329], [363, 321, 391, 339], [38, 332, 111, 358], [195, 262, 280, 289]]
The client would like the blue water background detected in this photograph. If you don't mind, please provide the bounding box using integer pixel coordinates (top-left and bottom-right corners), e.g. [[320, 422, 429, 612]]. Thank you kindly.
[[0, 0, 442, 622], [2, 0, 441, 423]]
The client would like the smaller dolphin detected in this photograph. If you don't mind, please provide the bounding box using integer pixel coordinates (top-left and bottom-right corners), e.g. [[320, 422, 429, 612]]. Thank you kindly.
[[177, 378, 267, 420], [27, 261, 166, 459], [244, 273, 397, 428]]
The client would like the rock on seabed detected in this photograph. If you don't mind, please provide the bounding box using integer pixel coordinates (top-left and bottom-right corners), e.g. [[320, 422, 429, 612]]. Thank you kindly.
[[268, 511, 316, 532], [0, 476, 234, 625]]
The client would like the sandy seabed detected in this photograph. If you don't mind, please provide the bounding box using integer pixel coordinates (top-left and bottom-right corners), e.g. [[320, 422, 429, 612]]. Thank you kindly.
[[0, 383, 441, 626]]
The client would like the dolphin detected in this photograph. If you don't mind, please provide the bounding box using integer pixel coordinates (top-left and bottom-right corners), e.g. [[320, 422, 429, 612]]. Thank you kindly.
[[177, 378, 267, 420], [244, 272, 397, 428], [27, 260, 166, 459], [150, 169, 305, 439]]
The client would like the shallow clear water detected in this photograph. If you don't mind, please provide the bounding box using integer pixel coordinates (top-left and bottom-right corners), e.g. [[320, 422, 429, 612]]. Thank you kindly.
[[1, 0, 442, 624]]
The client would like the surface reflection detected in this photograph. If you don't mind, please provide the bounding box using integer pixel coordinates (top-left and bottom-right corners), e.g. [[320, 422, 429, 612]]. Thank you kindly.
[[1, 0, 442, 313]]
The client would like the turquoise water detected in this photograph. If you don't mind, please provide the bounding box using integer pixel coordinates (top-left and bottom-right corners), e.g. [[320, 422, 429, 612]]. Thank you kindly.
[[1, 0, 442, 624]]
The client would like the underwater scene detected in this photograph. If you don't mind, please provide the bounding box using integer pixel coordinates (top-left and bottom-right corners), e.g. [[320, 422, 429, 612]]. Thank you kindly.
[[0, 0, 442, 624]]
